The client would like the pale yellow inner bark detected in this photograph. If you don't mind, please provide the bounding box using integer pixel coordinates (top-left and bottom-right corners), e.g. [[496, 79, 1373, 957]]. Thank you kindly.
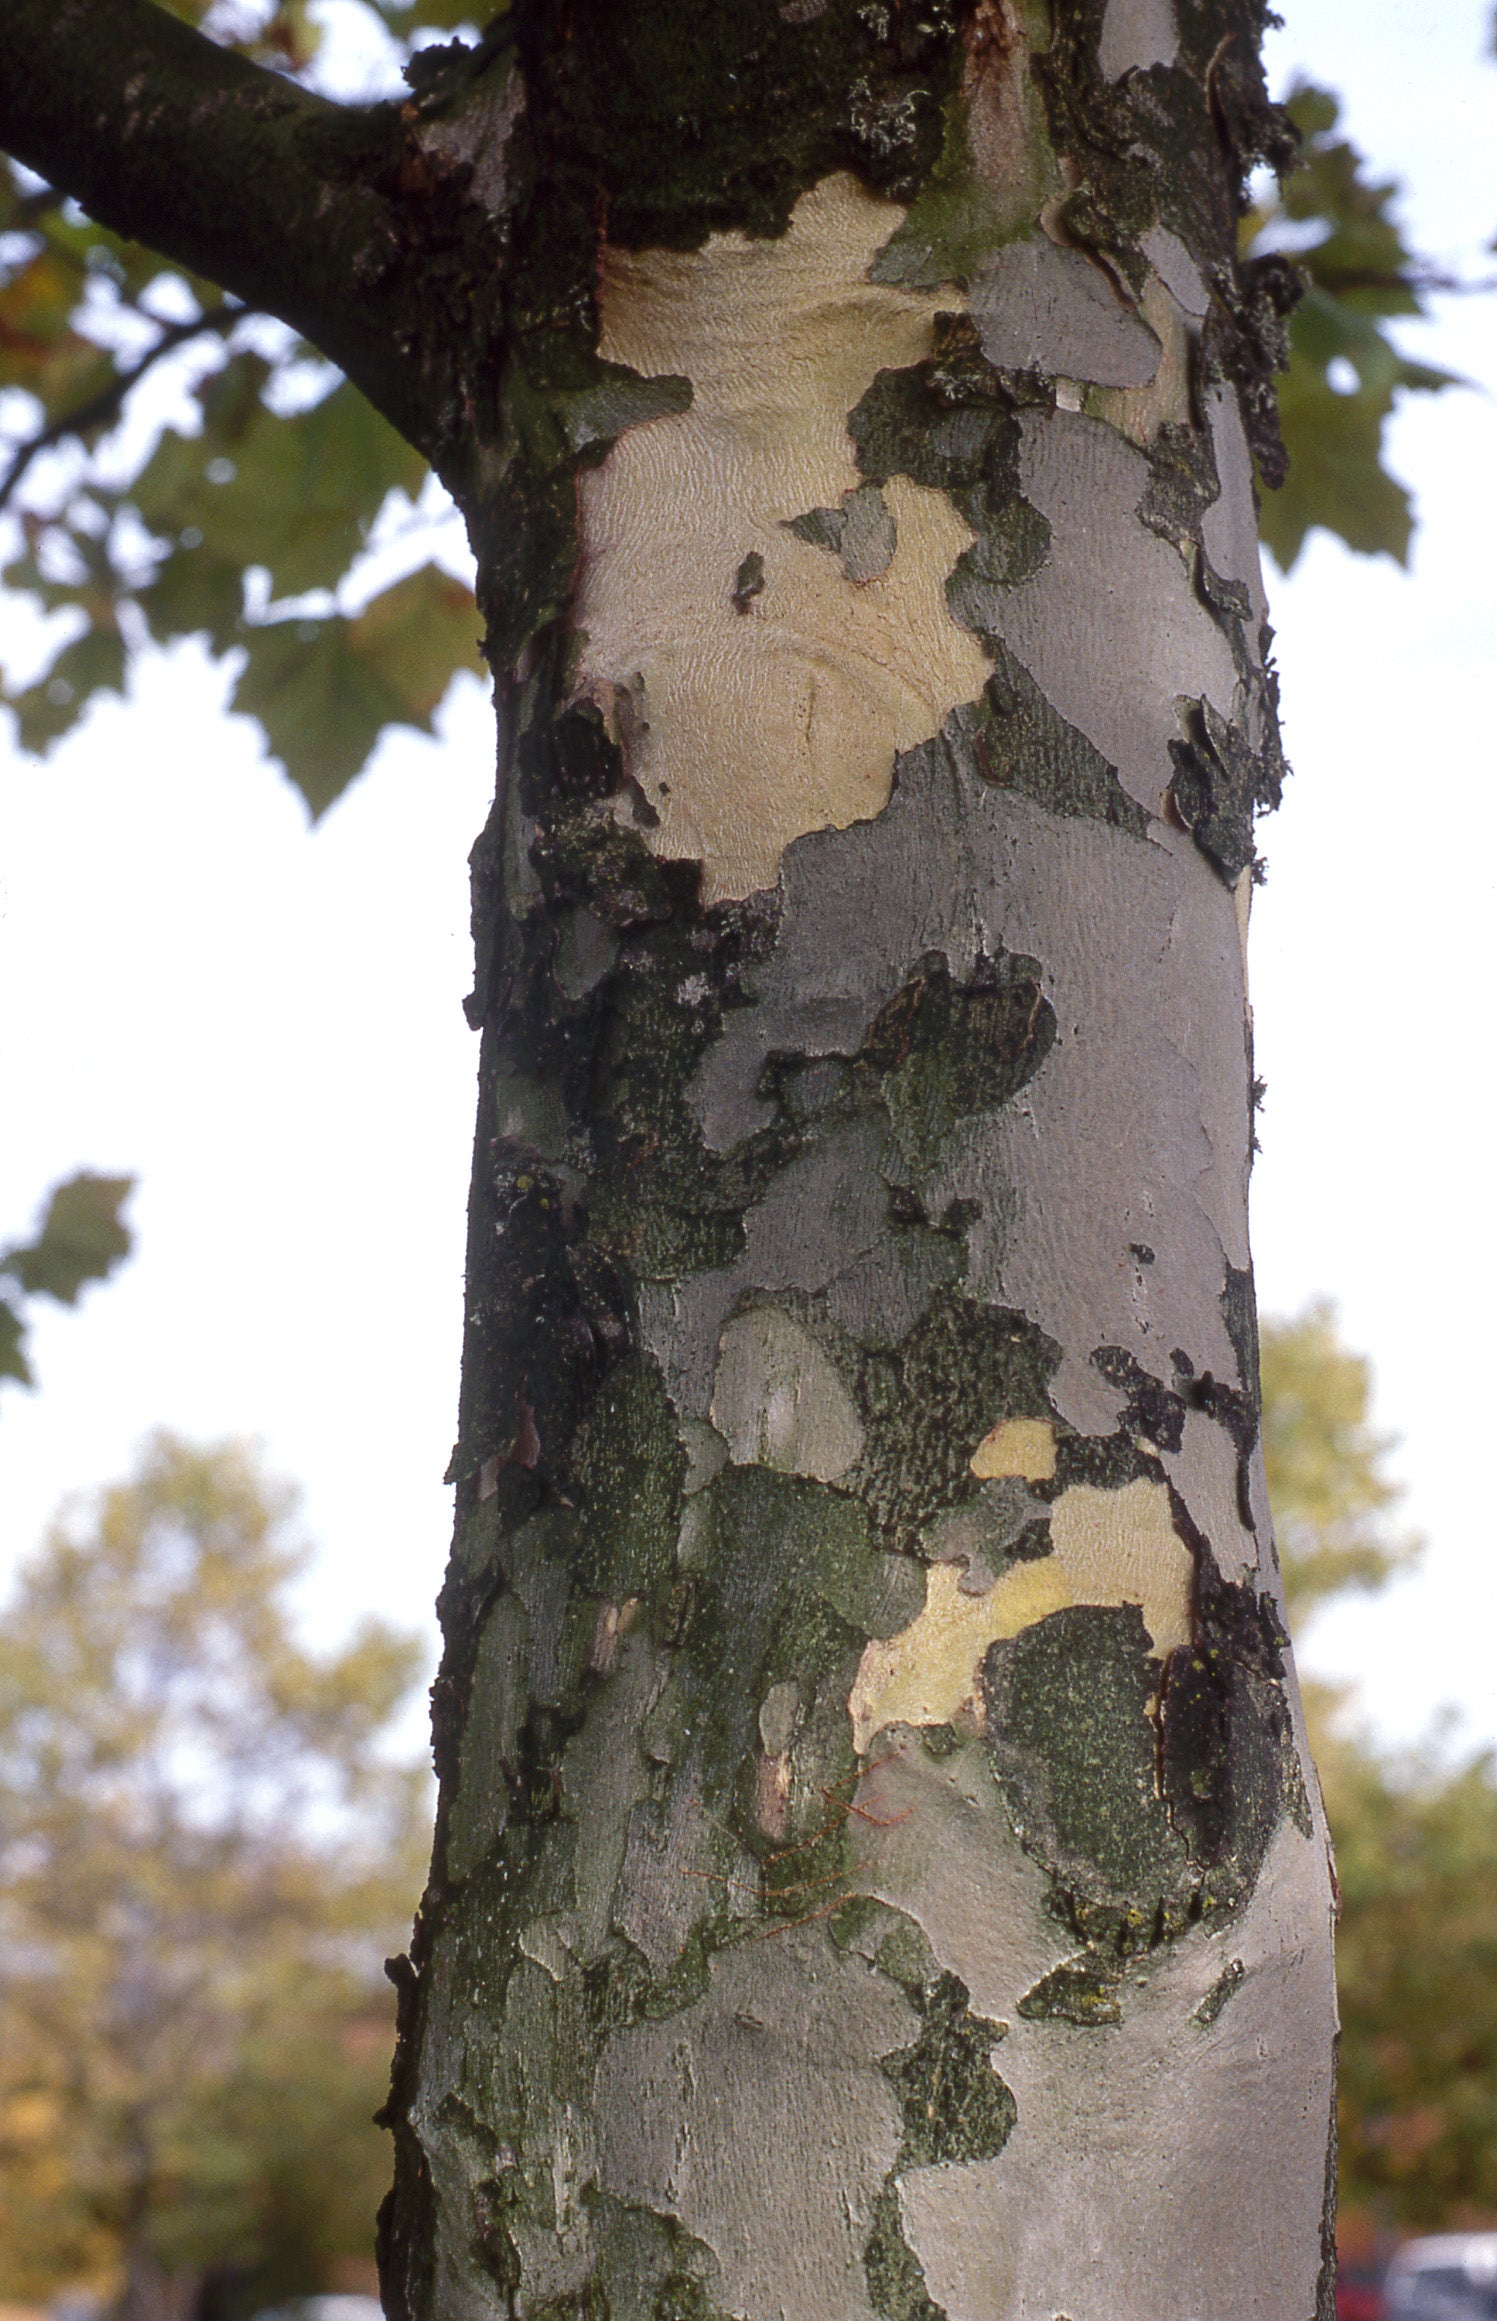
[[849, 1477, 1193, 1751], [970, 1415, 1056, 1480], [574, 174, 991, 902]]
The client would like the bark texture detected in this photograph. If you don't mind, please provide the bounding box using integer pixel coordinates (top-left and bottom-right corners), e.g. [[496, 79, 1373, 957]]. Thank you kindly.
[[380, 8, 1336, 2320], [0, 2, 1336, 2314]]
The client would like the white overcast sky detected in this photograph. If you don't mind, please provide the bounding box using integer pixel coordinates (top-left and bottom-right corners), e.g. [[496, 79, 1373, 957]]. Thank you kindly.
[[1, 0, 1494, 1754]]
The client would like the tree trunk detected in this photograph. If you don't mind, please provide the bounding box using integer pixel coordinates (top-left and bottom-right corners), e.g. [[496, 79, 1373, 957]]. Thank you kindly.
[[377, 7, 1337, 2320]]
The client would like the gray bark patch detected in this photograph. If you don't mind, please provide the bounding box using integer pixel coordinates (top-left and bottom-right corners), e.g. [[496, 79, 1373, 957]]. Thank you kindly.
[[969, 234, 1162, 386], [596, 1929, 910, 2321]]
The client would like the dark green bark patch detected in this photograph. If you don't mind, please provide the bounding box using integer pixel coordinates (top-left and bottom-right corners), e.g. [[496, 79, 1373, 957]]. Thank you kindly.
[[1219, 1262, 1261, 1410], [1168, 694, 1284, 885], [1017, 1951, 1124, 2027], [945, 645, 1150, 836], [849, 316, 1052, 601], [785, 482, 898, 582], [1157, 1561, 1293, 1905], [730, 550, 765, 613], [982, 1603, 1189, 1914], [1091, 1344, 1187, 1453], [518, 0, 970, 252], [861, 946, 1057, 1174]]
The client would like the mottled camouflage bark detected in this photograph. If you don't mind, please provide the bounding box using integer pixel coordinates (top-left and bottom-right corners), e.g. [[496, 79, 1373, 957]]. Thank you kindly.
[[0, 4, 1337, 2316], [381, 6, 1335, 2319]]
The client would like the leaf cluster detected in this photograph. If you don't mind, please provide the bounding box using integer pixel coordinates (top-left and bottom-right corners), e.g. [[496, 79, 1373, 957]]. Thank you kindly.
[[1246, 83, 1457, 571], [0, 0, 491, 817], [1, 1170, 133, 1391], [0, 1431, 430, 2309]]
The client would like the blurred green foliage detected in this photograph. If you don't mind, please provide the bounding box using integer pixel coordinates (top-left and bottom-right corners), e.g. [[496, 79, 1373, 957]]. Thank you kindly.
[[0, 1432, 430, 2316], [1261, 1299, 1421, 1623], [1324, 1726, 1497, 2230], [0, 1, 488, 818], [1, 1170, 134, 1392], [1264, 1303, 1497, 2234], [1246, 83, 1458, 572]]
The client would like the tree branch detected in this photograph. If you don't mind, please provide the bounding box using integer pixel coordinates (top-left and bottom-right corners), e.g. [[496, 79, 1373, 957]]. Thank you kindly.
[[0, 0, 497, 461]]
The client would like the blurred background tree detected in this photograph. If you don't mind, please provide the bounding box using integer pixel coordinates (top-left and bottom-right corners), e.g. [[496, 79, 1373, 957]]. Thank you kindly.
[[1265, 1306, 1497, 2242], [0, 1432, 429, 2321], [1261, 1300, 1422, 1623]]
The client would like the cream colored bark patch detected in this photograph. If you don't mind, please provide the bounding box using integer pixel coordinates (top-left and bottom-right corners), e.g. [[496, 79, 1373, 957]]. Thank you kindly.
[[1049, 1477, 1193, 1657], [850, 1476, 1193, 1750], [970, 1415, 1055, 1481], [851, 1559, 1070, 1748], [573, 173, 991, 902]]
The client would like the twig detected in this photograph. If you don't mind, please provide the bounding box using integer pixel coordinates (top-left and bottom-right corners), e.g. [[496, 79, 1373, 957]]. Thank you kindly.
[[0, 304, 246, 514]]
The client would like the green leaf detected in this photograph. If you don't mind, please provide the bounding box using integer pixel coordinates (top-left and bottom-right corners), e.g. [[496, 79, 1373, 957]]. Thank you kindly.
[[5, 1172, 134, 1306], [3, 625, 127, 754], [233, 565, 482, 816], [346, 562, 486, 718], [233, 619, 412, 818], [134, 367, 428, 600], [1246, 83, 1460, 571], [1262, 291, 1456, 569], [0, 248, 112, 415], [138, 541, 246, 654], [0, 1295, 31, 1387], [375, 0, 507, 28]]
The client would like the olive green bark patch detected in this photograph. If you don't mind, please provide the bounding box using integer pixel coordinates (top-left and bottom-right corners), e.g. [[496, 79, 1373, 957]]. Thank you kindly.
[[571, 1354, 687, 1599], [1192, 1956, 1245, 2029], [865, 2183, 946, 2321], [865, 1966, 1016, 2321], [982, 1603, 1189, 1912], [1017, 1951, 1124, 2027], [855, 1294, 1062, 1554], [870, 67, 1057, 291], [585, 2189, 736, 2321], [944, 644, 1150, 836], [672, 1464, 912, 1798], [880, 1971, 1016, 2168], [861, 947, 1057, 1175]]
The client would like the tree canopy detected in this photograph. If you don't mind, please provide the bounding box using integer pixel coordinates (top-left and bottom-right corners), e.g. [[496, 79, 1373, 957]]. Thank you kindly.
[[0, 1431, 430, 2318]]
